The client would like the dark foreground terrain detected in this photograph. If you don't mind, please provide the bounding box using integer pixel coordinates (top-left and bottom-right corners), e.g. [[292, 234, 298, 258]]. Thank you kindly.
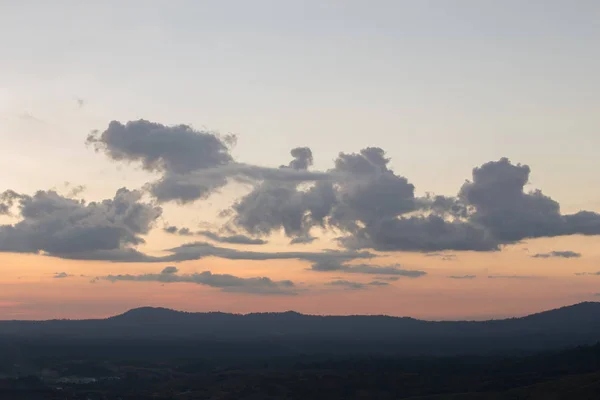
[[1, 302, 600, 399]]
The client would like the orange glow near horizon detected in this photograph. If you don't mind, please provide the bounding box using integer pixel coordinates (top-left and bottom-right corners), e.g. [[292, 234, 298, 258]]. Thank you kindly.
[[1, 235, 599, 321]]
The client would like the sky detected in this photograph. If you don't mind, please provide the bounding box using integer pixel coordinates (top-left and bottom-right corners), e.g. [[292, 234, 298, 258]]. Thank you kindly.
[[0, 0, 599, 320]]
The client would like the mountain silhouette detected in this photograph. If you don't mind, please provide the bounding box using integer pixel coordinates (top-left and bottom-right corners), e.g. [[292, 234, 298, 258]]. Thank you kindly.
[[1, 302, 599, 356]]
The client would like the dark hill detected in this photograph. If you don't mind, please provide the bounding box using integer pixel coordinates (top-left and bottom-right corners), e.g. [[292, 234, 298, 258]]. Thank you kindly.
[[1, 302, 599, 356]]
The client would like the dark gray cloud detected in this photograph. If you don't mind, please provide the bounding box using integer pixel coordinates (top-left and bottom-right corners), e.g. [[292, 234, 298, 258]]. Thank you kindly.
[[459, 158, 600, 241], [88, 121, 328, 203], [326, 280, 366, 290], [53, 272, 72, 279], [11, 239, 374, 266], [163, 225, 267, 244], [100, 267, 296, 295], [338, 216, 497, 252], [163, 225, 179, 234], [426, 253, 457, 261], [163, 225, 194, 236], [87, 119, 236, 203], [368, 281, 390, 286], [531, 251, 582, 259], [86, 120, 600, 253], [309, 260, 426, 277], [161, 266, 178, 274], [159, 242, 374, 264], [290, 236, 318, 245], [0, 188, 161, 260], [0, 190, 21, 215], [287, 147, 313, 170], [197, 230, 268, 245], [340, 158, 600, 252], [448, 275, 476, 279], [87, 120, 234, 175], [230, 147, 421, 245]]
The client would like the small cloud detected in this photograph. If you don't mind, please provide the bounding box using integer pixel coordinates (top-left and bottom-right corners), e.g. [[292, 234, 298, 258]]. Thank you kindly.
[[76, 98, 85, 108], [326, 280, 366, 290], [98, 268, 297, 295], [161, 266, 178, 274], [576, 272, 600, 276], [375, 276, 400, 281], [426, 253, 457, 261], [448, 275, 476, 279], [66, 184, 86, 197], [164, 225, 178, 234], [163, 225, 267, 245], [311, 261, 426, 277], [53, 272, 72, 279], [198, 230, 267, 245], [290, 236, 318, 245], [531, 250, 581, 259], [368, 281, 389, 287], [488, 275, 539, 279]]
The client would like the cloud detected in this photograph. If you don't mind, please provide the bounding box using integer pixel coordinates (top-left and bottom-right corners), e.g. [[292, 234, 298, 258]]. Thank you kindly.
[[161, 266, 178, 274], [197, 230, 268, 245], [0, 188, 161, 260], [87, 120, 235, 175], [290, 236, 318, 245], [375, 276, 400, 281], [459, 159, 600, 241], [5, 236, 373, 266], [100, 268, 296, 295], [488, 275, 539, 279], [325, 279, 389, 290], [309, 260, 426, 277], [340, 158, 600, 252], [89, 120, 328, 204], [531, 250, 582, 259], [326, 280, 366, 290], [159, 242, 374, 265], [575, 272, 600, 276], [87, 119, 600, 252], [0, 190, 21, 216], [426, 253, 457, 261], [53, 272, 72, 279], [163, 225, 267, 244], [448, 275, 476, 279], [368, 281, 390, 286], [87, 120, 236, 203]]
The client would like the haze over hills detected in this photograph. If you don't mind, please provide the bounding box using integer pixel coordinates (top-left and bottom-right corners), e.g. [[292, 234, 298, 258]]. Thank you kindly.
[[1, 302, 600, 357]]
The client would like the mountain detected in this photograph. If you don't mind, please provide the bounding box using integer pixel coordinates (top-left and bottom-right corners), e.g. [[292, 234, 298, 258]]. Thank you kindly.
[[1, 302, 599, 356]]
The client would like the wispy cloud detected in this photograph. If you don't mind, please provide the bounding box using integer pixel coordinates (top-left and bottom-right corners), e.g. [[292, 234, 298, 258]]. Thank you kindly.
[[531, 250, 581, 259], [575, 272, 600, 276], [448, 275, 476, 280], [98, 267, 297, 296]]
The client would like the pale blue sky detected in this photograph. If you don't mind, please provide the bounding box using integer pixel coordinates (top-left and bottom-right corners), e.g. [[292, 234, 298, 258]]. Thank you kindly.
[[1, 0, 599, 209], [2, 1, 600, 319]]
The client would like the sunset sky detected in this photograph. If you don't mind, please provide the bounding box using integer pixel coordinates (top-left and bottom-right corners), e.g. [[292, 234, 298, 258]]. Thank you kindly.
[[1, 1, 599, 320]]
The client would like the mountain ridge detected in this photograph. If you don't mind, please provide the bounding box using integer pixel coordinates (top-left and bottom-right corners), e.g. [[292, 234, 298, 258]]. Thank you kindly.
[[2, 301, 599, 323], [0, 302, 599, 356]]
